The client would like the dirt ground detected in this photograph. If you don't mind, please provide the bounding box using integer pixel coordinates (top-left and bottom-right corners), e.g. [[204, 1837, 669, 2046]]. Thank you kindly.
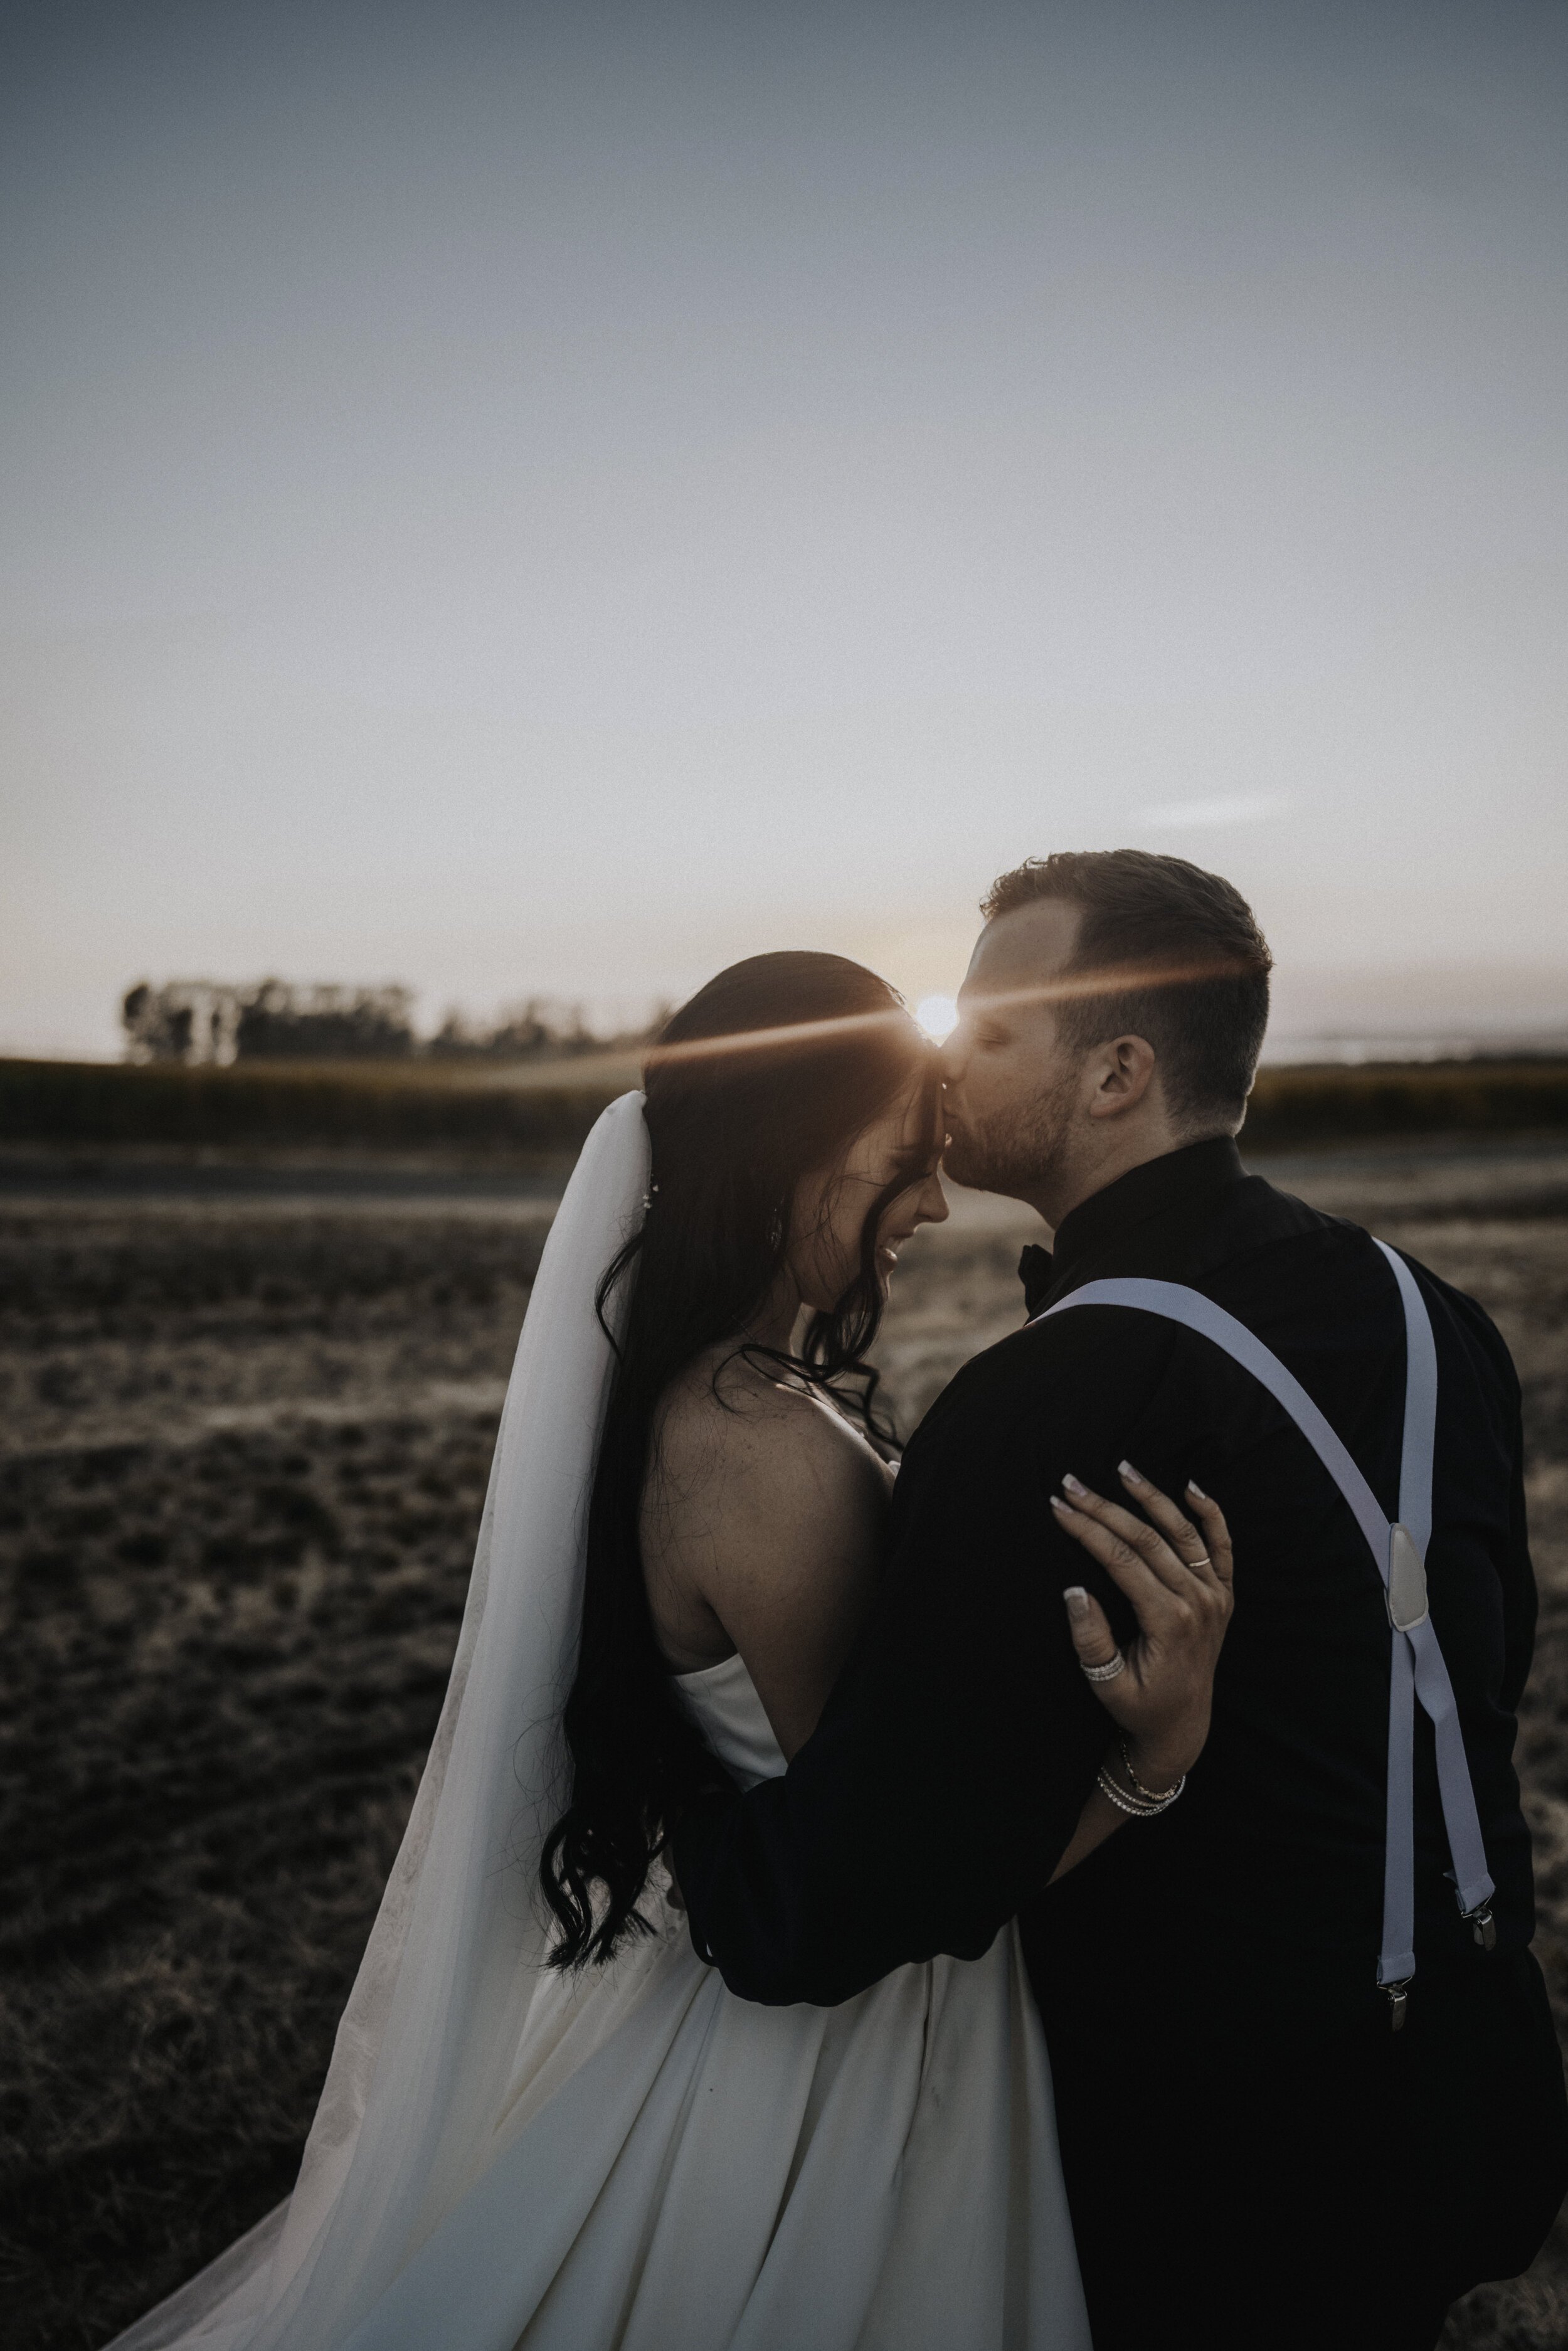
[[3, 1142, 1566, 2349]]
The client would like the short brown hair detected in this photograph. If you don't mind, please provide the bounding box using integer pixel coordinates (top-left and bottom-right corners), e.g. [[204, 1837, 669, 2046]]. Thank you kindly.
[[981, 849, 1272, 1126]]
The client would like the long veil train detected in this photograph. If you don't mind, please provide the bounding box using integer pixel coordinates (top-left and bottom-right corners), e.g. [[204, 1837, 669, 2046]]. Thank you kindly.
[[109, 1093, 652, 2351]]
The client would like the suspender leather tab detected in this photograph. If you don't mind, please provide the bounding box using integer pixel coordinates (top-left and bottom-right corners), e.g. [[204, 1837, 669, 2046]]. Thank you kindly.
[[1386, 1525, 1429, 1632]]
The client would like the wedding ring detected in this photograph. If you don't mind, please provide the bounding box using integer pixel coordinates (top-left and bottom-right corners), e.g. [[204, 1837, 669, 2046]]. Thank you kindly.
[[1187, 1554, 1212, 1569], [1081, 1650, 1126, 1682]]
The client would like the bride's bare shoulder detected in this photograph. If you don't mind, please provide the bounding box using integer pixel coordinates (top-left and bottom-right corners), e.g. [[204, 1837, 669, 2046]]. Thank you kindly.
[[652, 1344, 890, 1510], [645, 1345, 891, 1751]]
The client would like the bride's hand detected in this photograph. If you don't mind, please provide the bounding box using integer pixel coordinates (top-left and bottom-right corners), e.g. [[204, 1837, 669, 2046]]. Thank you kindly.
[[1051, 1467, 1234, 1788]]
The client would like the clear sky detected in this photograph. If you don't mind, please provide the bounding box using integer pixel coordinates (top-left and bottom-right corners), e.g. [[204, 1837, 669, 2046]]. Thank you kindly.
[[4, 0, 1566, 1056]]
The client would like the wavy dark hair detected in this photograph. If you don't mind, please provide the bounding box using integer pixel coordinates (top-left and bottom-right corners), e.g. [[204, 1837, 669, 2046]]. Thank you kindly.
[[539, 952, 939, 1968]]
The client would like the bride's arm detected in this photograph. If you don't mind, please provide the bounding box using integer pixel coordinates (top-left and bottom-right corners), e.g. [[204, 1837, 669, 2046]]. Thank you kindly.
[[1044, 1469, 1235, 1879]]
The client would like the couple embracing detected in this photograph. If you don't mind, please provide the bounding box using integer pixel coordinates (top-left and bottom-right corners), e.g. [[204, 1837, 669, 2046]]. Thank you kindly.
[[113, 851, 1567, 2351]]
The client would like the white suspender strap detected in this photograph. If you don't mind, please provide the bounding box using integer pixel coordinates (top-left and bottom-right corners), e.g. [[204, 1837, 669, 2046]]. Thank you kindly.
[[1375, 1240, 1436, 1554], [1370, 1241, 1495, 1933], [1037, 1251, 1493, 1993]]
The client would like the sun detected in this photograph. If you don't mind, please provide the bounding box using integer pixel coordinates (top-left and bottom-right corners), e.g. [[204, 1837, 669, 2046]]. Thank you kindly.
[[914, 994, 958, 1043]]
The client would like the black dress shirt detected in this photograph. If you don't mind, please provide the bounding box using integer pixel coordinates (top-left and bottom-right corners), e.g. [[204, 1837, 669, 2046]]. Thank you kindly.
[[672, 1137, 1537, 2049]]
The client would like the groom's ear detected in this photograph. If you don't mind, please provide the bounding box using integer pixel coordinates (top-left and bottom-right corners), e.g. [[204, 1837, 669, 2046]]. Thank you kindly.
[[1084, 1034, 1157, 1121]]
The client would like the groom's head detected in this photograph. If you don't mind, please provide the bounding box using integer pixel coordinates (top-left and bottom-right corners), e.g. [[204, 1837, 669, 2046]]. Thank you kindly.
[[941, 849, 1272, 1221]]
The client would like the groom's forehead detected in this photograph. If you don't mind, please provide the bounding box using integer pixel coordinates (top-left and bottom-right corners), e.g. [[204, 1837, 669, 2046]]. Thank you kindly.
[[962, 900, 1082, 997]]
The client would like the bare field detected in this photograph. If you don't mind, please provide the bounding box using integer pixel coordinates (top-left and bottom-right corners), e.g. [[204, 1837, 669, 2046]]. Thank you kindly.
[[3, 1150, 1567, 2349]]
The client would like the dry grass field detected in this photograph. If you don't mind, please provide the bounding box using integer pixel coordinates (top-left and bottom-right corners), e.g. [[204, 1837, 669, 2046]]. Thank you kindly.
[[3, 1140, 1567, 2348]]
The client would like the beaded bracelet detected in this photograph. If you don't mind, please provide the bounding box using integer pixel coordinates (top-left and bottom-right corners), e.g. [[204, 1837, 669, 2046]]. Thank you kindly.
[[1095, 1760, 1187, 1819], [1120, 1740, 1184, 1805]]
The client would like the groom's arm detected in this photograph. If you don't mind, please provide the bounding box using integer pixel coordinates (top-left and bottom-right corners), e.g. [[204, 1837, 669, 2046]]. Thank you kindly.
[[672, 1332, 1140, 2005]]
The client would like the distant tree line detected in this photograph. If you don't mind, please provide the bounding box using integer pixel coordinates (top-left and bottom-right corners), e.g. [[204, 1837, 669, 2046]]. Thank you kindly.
[[425, 1002, 594, 1060], [121, 980, 662, 1065], [425, 996, 669, 1059]]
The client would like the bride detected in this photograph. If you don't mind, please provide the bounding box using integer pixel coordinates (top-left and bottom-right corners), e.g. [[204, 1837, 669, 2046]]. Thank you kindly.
[[109, 952, 1234, 2351]]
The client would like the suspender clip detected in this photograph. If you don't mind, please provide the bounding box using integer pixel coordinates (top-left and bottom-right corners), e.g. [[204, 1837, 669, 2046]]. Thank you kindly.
[[1384, 1977, 1412, 2031], [1463, 1901, 1496, 1952]]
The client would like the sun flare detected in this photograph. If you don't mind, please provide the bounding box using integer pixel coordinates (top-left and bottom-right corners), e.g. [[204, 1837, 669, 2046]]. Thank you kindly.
[[915, 994, 958, 1043]]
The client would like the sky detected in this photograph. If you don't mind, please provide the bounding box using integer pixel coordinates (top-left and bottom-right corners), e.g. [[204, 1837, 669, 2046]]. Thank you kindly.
[[4, 0, 1566, 1057]]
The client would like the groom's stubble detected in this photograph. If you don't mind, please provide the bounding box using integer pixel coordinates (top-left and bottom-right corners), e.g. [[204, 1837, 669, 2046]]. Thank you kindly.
[[941, 1059, 1081, 1199]]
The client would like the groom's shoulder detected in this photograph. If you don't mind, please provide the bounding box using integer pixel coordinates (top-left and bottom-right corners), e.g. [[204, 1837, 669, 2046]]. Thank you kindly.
[[901, 1177, 1417, 1450], [1223, 1174, 1518, 1380], [902, 1293, 1163, 1457]]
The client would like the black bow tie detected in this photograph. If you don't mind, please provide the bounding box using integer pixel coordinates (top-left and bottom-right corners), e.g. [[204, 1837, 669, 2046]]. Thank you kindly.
[[1018, 1243, 1056, 1318]]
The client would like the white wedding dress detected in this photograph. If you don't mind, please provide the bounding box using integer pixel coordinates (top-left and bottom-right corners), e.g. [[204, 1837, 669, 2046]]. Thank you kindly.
[[106, 1097, 1091, 2351]]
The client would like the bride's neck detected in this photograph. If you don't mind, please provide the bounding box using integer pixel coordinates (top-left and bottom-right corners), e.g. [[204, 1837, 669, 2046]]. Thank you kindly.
[[744, 1270, 804, 1356]]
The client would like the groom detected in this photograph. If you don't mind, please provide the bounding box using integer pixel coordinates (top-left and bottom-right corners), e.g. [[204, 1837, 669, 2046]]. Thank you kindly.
[[674, 849, 1568, 2350]]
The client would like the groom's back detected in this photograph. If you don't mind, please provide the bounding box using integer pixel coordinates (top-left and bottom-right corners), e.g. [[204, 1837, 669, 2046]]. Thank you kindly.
[[945, 1145, 1568, 2340], [912, 1149, 1537, 2040]]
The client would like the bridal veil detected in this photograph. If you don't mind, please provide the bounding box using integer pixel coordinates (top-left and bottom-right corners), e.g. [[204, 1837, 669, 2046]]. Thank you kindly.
[[109, 1093, 652, 2351]]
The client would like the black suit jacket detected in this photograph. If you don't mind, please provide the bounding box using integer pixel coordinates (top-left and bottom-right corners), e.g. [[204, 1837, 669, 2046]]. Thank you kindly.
[[673, 1138, 1537, 2048]]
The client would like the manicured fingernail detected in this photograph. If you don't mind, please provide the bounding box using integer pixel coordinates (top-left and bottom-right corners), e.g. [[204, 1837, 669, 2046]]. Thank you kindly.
[[1063, 1586, 1091, 1620], [1050, 1494, 1073, 1515], [1187, 1478, 1207, 1501], [1062, 1472, 1088, 1496], [1118, 1460, 1146, 1486]]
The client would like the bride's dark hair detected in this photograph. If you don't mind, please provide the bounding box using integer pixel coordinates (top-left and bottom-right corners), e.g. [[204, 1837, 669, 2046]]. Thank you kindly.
[[540, 951, 939, 1968]]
